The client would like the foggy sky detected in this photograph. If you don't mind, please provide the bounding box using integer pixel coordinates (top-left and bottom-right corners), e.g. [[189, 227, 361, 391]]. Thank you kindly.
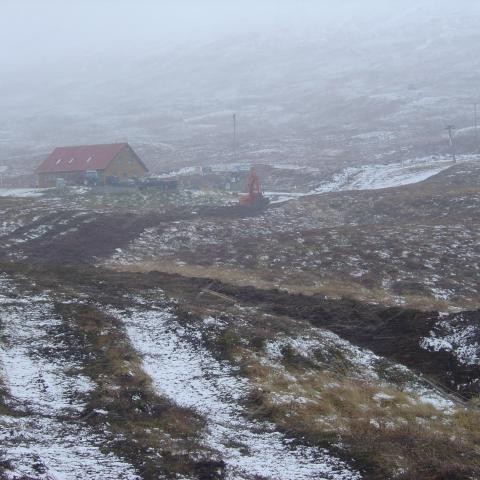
[[1, 0, 469, 75]]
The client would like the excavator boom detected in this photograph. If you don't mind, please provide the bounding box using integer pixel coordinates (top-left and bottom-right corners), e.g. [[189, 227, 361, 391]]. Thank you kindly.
[[239, 167, 268, 207]]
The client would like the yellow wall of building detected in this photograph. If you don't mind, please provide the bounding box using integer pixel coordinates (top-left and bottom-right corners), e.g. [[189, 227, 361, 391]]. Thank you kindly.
[[104, 147, 148, 179]]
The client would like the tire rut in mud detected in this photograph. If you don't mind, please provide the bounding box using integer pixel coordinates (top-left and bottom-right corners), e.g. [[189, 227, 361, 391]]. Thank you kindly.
[[10, 204, 267, 266], [16, 213, 167, 265]]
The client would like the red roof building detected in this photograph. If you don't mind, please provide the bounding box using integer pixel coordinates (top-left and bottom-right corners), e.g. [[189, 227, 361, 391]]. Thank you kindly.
[[37, 143, 148, 187]]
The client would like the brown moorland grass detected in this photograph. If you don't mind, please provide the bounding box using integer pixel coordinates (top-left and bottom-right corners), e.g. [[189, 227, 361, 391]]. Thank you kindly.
[[239, 350, 480, 480], [111, 260, 466, 312]]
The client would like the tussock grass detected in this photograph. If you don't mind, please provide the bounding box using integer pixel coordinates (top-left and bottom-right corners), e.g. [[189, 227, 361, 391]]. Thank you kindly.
[[240, 349, 480, 480]]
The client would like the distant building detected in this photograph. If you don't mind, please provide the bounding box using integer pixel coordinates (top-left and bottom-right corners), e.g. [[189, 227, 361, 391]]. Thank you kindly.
[[36, 143, 148, 188]]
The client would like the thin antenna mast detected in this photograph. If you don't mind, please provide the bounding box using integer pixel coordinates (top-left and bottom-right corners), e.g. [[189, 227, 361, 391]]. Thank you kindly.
[[474, 102, 478, 142], [233, 113, 237, 162]]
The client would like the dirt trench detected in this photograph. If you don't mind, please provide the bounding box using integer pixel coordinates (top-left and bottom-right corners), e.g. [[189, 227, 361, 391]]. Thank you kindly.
[[208, 280, 480, 398]]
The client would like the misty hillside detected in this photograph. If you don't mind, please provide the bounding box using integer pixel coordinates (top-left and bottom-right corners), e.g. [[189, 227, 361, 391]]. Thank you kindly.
[[2, 1, 480, 175]]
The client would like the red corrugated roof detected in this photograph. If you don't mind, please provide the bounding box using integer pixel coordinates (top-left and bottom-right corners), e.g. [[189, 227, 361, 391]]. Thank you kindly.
[[37, 143, 128, 173]]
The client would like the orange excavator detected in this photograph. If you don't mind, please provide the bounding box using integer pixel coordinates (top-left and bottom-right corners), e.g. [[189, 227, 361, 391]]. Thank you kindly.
[[239, 167, 269, 208]]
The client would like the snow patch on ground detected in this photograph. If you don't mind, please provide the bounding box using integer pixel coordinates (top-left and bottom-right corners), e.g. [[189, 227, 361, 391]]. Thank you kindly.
[[0, 188, 46, 198], [112, 301, 361, 480], [266, 157, 458, 203], [0, 219, 22, 237], [314, 161, 449, 193], [420, 314, 480, 366]]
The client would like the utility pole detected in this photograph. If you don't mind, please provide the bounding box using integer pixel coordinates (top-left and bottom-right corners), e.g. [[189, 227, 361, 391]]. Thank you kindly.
[[233, 113, 237, 162], [446, 124, 456, 163], [474, 102, 478, 141]]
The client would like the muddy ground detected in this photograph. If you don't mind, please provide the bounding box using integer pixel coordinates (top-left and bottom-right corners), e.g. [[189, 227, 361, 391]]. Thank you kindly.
[[1, 162, 480, 479]]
